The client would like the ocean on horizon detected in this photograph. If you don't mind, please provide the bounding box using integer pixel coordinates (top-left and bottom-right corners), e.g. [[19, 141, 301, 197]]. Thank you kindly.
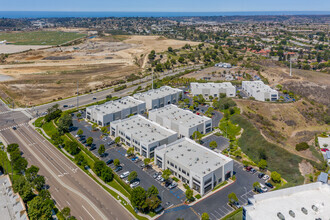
[[0, 11, 330, 18]]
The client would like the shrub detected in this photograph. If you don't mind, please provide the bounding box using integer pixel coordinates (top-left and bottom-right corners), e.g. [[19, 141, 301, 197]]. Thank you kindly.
[[295, 142, 309, 151], [195, 194, 201, 199]]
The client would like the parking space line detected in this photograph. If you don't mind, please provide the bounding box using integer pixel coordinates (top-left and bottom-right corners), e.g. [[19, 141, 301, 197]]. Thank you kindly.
[[218, 208, 226, 215], [214, 210, 222, 218]]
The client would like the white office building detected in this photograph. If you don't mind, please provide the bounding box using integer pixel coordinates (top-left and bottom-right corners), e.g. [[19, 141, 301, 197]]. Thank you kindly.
[[243, 182, 330, 220], [0, 175, 28, 220], [190, 82, 236, 99], [133, 86, 183, 110], [110, 115, 177, 158], [155, 138, 233, 195], [86, 96, 146, 127], [149, 104, 212, 138], [242, 81, 278, 101]]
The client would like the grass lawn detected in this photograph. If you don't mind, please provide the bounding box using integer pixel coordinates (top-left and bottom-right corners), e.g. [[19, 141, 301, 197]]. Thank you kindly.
[[222, 208, 243, 220], [0, 31, 86, 45], [34, 117, 44, 127], [42, 121, 59, 137]]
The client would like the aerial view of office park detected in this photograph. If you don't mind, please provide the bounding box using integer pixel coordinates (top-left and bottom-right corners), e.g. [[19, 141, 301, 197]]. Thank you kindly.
[[0, 1, 329, 220]]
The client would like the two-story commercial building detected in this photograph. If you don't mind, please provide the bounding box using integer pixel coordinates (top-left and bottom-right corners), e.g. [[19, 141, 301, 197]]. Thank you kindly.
[[133, 86, 183, 110], [155, 138, 233, 195], [242, 81, 278, 101], [110, 115, 177, 158], [190, 82, 236, 99], [148, 104, 212, 138], [86, 96, 146, 126]]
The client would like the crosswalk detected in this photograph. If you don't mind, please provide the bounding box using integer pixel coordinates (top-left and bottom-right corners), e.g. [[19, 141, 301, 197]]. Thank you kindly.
[[0, 123, 28, 132]]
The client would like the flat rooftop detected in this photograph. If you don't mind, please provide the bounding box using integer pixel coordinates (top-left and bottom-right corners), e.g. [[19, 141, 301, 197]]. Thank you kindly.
[[158, 138, 232, 176], [318, 136, 330, 149], [112, 115, 177, 144], [0, 175, 28, 220], [149, 104, 211, 128], [191, 82, 235, 89], [245, 182, 330, 220], [87, 96, 144, 115], [134, 86, 182, 101], [243, 81, 277, 93]]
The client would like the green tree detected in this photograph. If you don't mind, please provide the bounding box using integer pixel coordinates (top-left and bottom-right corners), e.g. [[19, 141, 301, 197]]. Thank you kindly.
[[58, 113, 72, 135], [271, 171, 281, 183], [114, 137, 120, 145], [168, 47, 173, 52], [98, 144, 105, 156], [162, 169, 172, 181], [228, 192, 238, 204], [258, 159, 268, 170], [26, 165, 39, 182], [192, 131, 203, 140], [101, 167, 113, 182], [144, 158, 151, 166], [33, 175, 45, 191], [62, 207, 71, 218], [101, 127, 108, 134], [201, 213, 210, 220], [127, 147, 134, 156], [253, 182, 261, 191], [28, 196, 53, 220], [128, 171, 138, 182], [209, 141, 217, 149], [13, 176, 34, 202], [114, 158, 120, 167], [86, 137, 93, 146], [7, 143, 19, 153], [145, 195, 161, 211], [14, 157, 28, 173], [147, 185, 159, 197], [77, 129, 83, 136], [93, 161, 106, 176], [178, 56, 185, 63], [52, 132, 63, 146], [64, 141, 80, 155], [185, 188, 194, 202], [39, 189, 51, 200], [184, 98, 190, 105], [130, 186, 146, 210], [74, 153, 87, 167], [76, 113, 82, 118]]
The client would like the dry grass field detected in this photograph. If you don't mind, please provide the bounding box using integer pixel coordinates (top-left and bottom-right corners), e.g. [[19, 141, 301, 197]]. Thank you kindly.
[[236, 99, 329, 162], [0, 35, 198, 105]]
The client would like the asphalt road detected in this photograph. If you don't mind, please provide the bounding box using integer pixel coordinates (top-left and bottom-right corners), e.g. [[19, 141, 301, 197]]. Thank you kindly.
[[0, 111, 132, 220], [28, 65, 201, 116]]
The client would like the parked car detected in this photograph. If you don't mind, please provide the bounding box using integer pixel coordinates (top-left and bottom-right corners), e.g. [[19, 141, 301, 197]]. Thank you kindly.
[[92, 97, 96, 100], [130, 181, 140, 188], [63, 105, 68, 108], [250, 168, 256, 174], [120, 171, 130, 179], [75, 134, 80, 138], [140, 164, 146, 169], [232, 201, 241, 209], [81, 140, 86, 144], [89, 146, 96, 151], [168, 182, 178, 189], [260, 183, 268, 192], [265, 182, 274, 188], [156, 175, 162, 181], [262, 175, 270, 181], [106, 159, 114, 165], [321, 148, 329, 152], [131, 156, 139, 162], [107, 141, 115, 146], [258, 173, 265, 179], [154, 205, 164, 214], [246, 166, 252, 171], [165, 181, 172, 187], [153, 173, 159, 179], [12, 126, 17, 130], [115, 166, 122, 172]]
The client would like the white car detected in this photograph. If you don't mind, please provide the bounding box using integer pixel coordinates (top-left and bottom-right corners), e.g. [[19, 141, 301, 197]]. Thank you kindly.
[[130, 181, 140, 188], [120, 171, 130, 179], [260, 183, 268, 192], [263, 175, 270, 181]]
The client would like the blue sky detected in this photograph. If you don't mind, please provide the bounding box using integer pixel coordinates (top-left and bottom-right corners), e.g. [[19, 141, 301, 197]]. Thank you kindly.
[[1, 0, 329, 12]]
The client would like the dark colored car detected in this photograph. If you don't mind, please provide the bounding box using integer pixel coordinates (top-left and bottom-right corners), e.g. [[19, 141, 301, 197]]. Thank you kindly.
[[232, 201, 241, 209], [89, 146, 96, 151], [165, 181, 172, 187], [265, 182, 274, 188], [115, 166, 122, 172], [12, 126, 17, 130], [246, 166, 252, 171], [154, 205, 164, 214], [106, 159, 114, 165], [63, 105, 68, 108], [258, 173, 265, 179]]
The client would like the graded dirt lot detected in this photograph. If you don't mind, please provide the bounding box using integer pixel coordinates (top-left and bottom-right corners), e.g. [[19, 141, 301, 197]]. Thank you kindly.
[[0, 35, 198, 105], [236, 99, 329, 162]]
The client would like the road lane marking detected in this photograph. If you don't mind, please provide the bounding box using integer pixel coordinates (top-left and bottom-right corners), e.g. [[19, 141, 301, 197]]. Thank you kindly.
[[82, 205, 96, 220]]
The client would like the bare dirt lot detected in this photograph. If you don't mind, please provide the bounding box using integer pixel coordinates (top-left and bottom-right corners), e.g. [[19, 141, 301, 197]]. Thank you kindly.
[[236, 99, 329, 162], [0, 35, 198, 105]]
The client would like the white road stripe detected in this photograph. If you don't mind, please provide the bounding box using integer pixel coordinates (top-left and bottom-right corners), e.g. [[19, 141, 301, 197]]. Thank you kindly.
[[82, 205, 96, 220]]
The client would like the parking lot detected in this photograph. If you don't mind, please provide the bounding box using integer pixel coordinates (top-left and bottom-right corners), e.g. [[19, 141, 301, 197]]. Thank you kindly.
[[70, 113, 185, 209], [201, 134, 229, 151]]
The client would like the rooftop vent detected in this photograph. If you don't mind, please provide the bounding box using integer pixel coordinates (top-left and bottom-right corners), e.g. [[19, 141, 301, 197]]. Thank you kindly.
[[289, 210, 295, 218], [277, 212, 285, 220], [301, 207, 308, 215], [312, 205, 318, 212]]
